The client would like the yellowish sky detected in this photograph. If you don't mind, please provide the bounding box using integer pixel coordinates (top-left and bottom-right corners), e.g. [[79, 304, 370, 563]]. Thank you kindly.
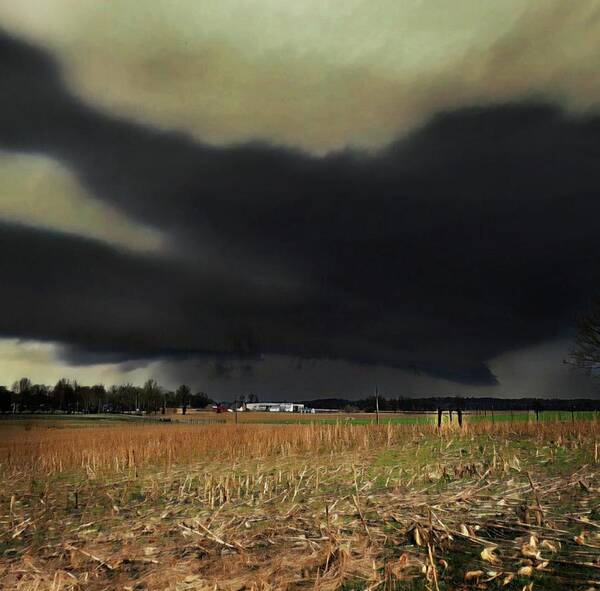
[[0, 338, 156, 388], [1, 1, 599, 152], [0, 152, 164, 252]]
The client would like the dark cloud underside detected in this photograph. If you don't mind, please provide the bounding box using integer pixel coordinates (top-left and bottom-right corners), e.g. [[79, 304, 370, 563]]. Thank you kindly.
[[1, 31, 600, 387]]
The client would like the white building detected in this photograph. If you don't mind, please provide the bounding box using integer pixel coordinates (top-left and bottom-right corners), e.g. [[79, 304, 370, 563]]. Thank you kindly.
[[244, 402, 305, 413]]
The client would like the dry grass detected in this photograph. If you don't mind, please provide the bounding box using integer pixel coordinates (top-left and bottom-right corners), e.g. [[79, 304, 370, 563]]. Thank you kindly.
[[1, 419, 592, 476], [212, 412, 438, 424], [0, 421, 423, 475], [0, 420, 599, 590]]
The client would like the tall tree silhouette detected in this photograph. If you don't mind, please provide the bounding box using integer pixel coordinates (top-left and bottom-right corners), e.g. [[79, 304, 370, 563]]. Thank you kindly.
[[176, 384, 191, 415], [569, 296, 600, 377]]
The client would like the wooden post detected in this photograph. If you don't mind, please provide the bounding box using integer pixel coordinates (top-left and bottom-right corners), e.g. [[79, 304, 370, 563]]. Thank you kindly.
[[375, 388, 380, 426], [457, 409, 463, 428], [437, 407, 442, 429]]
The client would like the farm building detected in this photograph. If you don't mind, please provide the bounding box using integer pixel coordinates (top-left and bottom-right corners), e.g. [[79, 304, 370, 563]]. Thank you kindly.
[[244, 402, 305, 413]]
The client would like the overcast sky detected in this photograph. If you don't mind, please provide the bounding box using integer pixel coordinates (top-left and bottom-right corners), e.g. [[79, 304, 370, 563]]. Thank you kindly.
[[1, 1, 599, 399]]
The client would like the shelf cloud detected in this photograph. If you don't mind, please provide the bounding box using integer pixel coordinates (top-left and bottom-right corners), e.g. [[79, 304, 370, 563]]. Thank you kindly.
[[1, 4, 599, 396]]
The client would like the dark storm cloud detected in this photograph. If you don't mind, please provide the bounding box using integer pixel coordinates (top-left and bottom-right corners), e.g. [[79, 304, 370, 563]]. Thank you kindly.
[[1, 30, 600, 386]]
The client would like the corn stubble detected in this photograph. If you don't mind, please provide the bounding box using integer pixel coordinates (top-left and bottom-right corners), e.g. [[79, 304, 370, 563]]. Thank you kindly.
[[0, 420, 599, 590]]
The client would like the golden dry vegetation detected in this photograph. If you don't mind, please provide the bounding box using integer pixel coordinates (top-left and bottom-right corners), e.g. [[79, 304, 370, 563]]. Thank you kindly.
[[0, 419, 599, 590]]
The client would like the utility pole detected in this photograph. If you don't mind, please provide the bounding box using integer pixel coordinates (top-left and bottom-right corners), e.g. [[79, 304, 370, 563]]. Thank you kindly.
[[375, 387, 380, 425]]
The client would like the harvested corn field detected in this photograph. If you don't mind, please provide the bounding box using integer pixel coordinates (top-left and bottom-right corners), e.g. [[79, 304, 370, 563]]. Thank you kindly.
[[1, 419, 599, 590]]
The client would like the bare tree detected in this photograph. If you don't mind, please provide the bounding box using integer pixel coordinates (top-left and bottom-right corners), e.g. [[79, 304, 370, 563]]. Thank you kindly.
[[568, 296, 600, 376], [12, 377, 32, 395], [176, 384, 191, 415], [143, 379, 162, 414]]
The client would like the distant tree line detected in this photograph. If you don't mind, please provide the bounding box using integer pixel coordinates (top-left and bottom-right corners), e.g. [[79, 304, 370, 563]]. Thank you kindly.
[[0, 377, 213, 414], [302, 396, 600, 413], [2, 377, 599, 416]]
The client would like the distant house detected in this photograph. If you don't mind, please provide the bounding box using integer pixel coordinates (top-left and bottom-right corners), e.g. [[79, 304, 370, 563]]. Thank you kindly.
[[245, 402, 305, 413]]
